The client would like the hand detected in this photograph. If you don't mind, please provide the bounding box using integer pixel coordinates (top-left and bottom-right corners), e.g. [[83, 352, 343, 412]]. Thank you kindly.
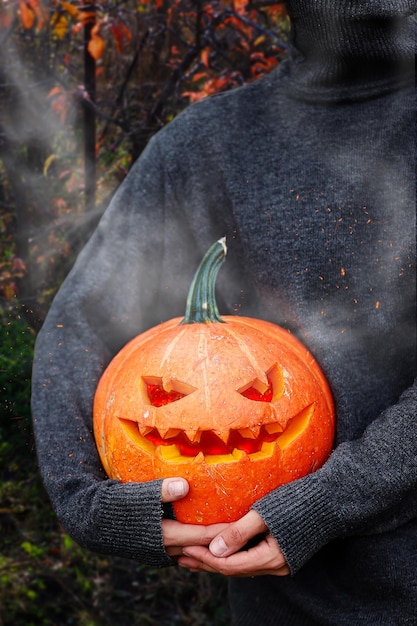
[[160, 478, 229, 559], [177, 509, 290, 577]]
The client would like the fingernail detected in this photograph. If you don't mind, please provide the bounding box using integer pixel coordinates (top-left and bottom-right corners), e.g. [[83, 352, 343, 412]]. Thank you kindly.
[[168, 480, 186, 497], [210, 536, 228, 557]]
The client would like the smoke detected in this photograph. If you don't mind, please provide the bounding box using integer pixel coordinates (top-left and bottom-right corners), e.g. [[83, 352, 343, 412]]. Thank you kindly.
[[0, 31, 112, 324]]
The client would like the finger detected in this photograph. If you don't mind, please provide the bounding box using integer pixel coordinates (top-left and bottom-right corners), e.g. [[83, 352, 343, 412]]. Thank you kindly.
[[178, 555, 218, 574], [178, 554, 276, 576], [160, 477, 189, 503], [209, 510, 267, 557], [165, 546, 185, 558], [162, 518, 229, 549], [181, 537, 289, 577], [182, 544, 258, 574], [179, 554, 290, 577]]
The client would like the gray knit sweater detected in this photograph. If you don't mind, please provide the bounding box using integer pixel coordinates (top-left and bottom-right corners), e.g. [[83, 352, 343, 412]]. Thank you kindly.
[[32, 1, 417, 623]]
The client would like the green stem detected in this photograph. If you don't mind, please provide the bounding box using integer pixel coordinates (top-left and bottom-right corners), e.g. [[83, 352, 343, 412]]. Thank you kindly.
[[180, 237, 227, 325]]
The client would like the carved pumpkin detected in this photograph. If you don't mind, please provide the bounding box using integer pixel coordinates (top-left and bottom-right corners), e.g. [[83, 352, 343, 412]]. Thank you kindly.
[[93, 238, 335, 524]]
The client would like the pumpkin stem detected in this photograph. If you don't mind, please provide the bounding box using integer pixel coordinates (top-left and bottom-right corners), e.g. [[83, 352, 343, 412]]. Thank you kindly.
[[180, 237, 227, 325]]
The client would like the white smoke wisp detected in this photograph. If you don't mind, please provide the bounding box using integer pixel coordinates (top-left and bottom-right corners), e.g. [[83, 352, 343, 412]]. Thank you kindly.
[[1, 33, 116, 323]]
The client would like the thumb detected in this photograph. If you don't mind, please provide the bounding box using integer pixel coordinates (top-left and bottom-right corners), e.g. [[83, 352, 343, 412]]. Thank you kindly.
[[209, 510, 268, 557], [161, 477, 189, 503]]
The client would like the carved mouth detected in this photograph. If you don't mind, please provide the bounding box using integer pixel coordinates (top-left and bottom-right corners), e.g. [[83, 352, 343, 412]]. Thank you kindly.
[[120, 403, 315, 464]]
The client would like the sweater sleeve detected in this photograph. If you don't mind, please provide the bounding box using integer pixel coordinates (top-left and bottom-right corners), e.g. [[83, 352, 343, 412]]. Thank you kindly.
[[31, 132, 197, 566], [252, 377, 417, 574]]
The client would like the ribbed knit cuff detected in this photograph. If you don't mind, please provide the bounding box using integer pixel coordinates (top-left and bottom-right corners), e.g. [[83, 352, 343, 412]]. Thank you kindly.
[[63, 478, 173, 568], [252, 472, 341, 574]]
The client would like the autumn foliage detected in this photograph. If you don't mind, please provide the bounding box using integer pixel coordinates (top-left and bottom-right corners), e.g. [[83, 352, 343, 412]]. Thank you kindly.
[[0, 0, 289, 326]]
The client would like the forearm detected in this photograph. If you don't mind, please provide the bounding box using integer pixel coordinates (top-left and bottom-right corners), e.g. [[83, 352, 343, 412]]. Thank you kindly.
[[253, 378, 417, 573], [31, 299, 173, 566]]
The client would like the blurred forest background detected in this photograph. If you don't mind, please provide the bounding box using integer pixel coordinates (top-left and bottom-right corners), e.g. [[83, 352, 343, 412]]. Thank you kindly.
[[0, 1, 289, 623]]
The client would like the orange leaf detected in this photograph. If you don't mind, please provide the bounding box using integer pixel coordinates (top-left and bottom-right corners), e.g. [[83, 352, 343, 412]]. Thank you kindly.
[[191, 71, 209, 82], [181, 90, 206, 103], [60, 1, 79, 19], [88, 34, 105, 60], [51, 12, 69, 39], [200, 47, 210, 68], [19, 1, 35, 29], [254, 35, 266, 47], [265, 3, 287, 19], [28, 0, 47, 29], [77, 10, 95, 26], [48, 86, 63, 98], [233, 0, 248, 15]]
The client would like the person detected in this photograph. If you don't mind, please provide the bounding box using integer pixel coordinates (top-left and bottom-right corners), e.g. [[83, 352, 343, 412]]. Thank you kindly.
[[31, 0, 417, 623]]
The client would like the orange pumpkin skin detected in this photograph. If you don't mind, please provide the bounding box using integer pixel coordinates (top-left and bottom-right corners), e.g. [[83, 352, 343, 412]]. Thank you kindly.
[[93, 309, 335, 524]]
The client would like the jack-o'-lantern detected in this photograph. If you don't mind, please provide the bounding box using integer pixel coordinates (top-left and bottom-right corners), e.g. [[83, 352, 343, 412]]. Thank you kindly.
[[93, 238, 335, 524]]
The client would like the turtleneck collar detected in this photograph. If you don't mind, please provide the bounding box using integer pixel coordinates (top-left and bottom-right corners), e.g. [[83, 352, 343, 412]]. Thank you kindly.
[[280, 0, 416, 102]]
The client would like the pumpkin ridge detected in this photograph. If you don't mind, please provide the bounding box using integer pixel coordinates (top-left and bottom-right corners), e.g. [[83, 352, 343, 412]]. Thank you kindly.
[[159, 326, 188, 368], [219, 324, 269, 384], [197, 332, 211, 414]]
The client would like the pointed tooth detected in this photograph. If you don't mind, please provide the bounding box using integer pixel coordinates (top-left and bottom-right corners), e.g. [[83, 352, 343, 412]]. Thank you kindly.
[[185, 429, 201, 443], [261, 441, 276, 457], [192, 451, 205, 463], [139, 425, 154, 437], [156, 444, 181, 461], [232, 448, 248, 460], [215, 430, 230, 444], [238, 427, 254, 439], [238, 426, 261, 439], [251, 425, 262, 438], [265, 422, 283, 435], [158, 427, 181, 439], [164, 428, 182, 439]]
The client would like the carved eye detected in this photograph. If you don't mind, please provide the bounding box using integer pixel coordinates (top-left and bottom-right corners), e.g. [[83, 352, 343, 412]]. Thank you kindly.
[[142, 376, 196, 407], [238, 364, 284, 403], [239, 379, 273, 402]]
